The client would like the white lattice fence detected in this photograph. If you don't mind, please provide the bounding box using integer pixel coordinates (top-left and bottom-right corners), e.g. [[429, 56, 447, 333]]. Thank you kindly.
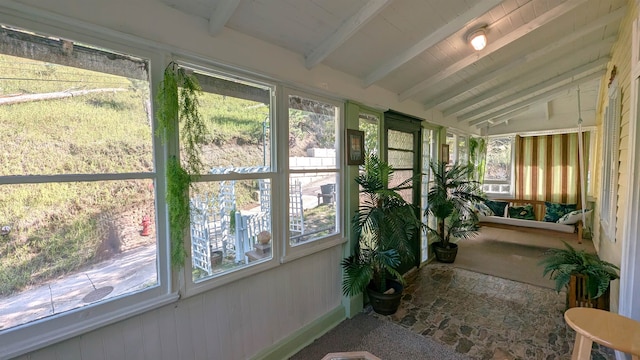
[[234, 211, 270, 263]]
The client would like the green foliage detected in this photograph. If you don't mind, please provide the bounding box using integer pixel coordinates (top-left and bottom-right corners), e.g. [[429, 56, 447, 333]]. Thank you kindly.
[[155, 62, 208, 267], [341, 154, 422, 296], [0, 212, 102, 296], [156, 62, 205, 174], [199, 95, 268, 147], [426, 160, 486, 247], [468, 136, 487, 182], [166, 157, 190, 267], [539, 241, 619, 299], [359, 120, 379, 155], [485, 136, 512, 180]]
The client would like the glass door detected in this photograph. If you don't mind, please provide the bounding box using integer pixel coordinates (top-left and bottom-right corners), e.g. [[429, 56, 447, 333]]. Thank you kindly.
[[384, 110, 422, 274]]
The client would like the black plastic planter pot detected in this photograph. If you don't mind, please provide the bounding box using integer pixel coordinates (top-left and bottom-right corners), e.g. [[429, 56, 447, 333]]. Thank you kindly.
[[366, 279, 403, 315]]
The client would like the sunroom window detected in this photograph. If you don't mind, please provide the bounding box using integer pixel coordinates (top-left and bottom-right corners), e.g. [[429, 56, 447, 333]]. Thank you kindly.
[[0, 24, 169, 355], [179, 66, 276, 284], [445, 131, 469, 164], [483, 136, 514, 195], [287, 92, 340, 246]]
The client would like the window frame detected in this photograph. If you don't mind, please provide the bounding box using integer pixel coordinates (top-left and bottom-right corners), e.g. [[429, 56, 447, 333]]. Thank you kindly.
[[279, 87, 346, 263], [0, 24, 176, 359], [445, 130, 470, 164], [420, 124, 439, 264], [600, 79, 620, 241], [483, 135, 515, 197], [171, 60, 282, 297]]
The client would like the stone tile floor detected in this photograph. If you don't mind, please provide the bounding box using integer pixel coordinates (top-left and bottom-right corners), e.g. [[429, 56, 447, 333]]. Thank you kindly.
[[369, 264, 615, 360]]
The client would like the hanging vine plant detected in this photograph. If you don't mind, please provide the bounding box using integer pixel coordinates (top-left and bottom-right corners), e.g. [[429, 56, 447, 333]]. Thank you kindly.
[[155, 61, 206, 267]]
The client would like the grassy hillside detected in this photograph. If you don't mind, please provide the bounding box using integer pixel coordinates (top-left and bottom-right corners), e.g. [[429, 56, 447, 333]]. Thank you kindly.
[[0, 54, 155, 295]]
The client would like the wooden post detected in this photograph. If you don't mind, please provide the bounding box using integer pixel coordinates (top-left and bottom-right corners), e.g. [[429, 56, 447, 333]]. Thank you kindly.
[[577, 220, 583, 244]]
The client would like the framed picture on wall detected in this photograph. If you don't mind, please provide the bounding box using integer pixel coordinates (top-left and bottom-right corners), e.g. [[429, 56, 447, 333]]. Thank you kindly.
[[346, 129, 365, 165], [441, 144, 450, 163]]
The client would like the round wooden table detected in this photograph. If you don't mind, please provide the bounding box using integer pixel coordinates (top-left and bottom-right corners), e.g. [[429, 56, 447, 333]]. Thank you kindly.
[[564, 307, 640, 360]]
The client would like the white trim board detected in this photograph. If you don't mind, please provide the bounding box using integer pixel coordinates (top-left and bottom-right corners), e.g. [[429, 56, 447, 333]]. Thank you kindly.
[[616, 13, 640, 360], [619, 16, 640, 323]]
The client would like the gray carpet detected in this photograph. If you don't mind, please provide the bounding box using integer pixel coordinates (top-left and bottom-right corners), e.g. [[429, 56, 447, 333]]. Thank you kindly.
[[453, 226, 596, 289], [289, 313, 470, 360]]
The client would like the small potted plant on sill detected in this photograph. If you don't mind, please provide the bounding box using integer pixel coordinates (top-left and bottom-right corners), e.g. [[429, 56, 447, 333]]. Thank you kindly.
[[425, 160, 486, 263], [341, 154, 422, 315], [539, 241, 619, 310]]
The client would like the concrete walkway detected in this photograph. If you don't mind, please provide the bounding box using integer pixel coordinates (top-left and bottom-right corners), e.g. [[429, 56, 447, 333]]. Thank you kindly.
[[0, 245, 157, 331]]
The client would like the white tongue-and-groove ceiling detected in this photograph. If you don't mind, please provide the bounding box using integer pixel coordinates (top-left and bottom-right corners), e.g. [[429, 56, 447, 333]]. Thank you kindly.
[[158, 0, 627, 135]]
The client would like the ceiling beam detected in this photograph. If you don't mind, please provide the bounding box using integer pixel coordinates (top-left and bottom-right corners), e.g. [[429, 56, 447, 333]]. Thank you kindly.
[[469, 106, 530, 127], [208, 0, 241, 36], [422, 6, 625, 109], [399, 0, 588, 101], [362, 0, 502, 87], [488, 108, 536, 128], [304, 0, 391, 69], [446, 56, 610, 117], [461, 70, 606, 124], [545, 101, 551, 121], [457, 58, 608, 121]]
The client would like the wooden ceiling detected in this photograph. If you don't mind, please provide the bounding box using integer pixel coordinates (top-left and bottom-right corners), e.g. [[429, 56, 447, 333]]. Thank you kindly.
[[157, 0, 627, 135]]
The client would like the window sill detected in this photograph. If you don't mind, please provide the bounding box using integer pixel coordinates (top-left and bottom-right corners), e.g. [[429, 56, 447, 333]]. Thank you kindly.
[[2, 291, 179, 359], [281, 236, 347, 263], [182, 256, 280, 298]]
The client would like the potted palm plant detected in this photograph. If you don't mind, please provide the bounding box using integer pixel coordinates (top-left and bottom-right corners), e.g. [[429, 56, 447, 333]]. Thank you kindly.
[[426, 160, 486, 263], [539, 241, 619, 310], [341, 154, 422, 315]]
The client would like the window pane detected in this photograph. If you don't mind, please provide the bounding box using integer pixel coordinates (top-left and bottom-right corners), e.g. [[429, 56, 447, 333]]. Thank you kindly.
[[446, 132, 456, 163], [0, 29, 157, 334], [388, 129, 413, 151], [181, 70, 272, 172], [397, 187, 413, 204], [289, 173, 338, 245], [458, 136, 468, 164], [0, 54, 152, 176], [288, 94, 339, 245], [190, 179, 272, 282], [485, 137, 512, 182], [388, 150, 413, 168], [0, 180, 158, 330], [288, 95, 337, 165], [390, 169, 414, 189], [359, 113, 379, 155]]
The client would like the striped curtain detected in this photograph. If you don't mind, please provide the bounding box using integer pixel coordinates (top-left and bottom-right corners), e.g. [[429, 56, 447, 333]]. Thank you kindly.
[[515, 132, 589, 208]]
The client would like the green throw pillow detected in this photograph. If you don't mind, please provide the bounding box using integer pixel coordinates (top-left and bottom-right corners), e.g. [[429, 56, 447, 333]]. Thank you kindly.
[[508, 204, 536, 220], [485, 200, 508, 217], [543, 202, 577, 222]]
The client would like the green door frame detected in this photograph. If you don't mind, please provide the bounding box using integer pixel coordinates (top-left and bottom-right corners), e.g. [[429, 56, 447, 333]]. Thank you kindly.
[[342, 101, 385, 318]]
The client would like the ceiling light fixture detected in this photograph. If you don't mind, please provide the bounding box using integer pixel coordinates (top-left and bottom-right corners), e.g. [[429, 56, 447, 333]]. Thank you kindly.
[[468, 28, 487, 51]]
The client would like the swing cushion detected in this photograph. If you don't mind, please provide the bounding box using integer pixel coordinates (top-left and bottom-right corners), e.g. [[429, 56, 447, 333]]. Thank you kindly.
[[484, 200, 508, 217], [543, 202, 577, 222], [557, 209, 592, 225], [507, 204, 536, 220]]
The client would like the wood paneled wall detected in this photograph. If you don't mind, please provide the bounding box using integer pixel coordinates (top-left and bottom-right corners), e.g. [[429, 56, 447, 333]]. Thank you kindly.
[[592, 0, 638, 313], [17, 246, 343, 360]]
